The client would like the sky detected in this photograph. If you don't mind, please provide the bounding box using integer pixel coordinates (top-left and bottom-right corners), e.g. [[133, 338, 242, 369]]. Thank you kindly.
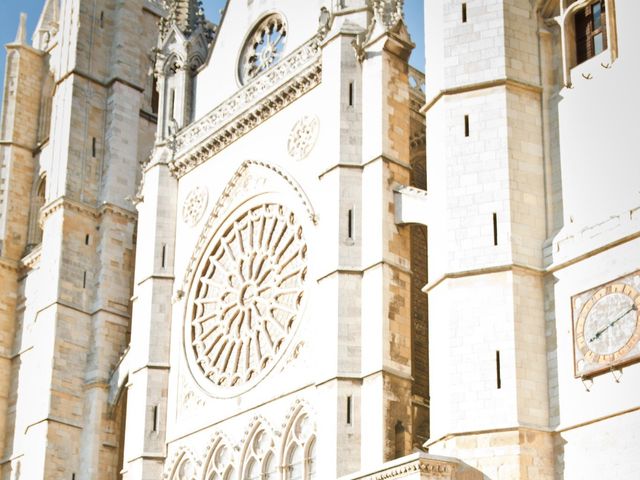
[[0, 0, 425, 103]]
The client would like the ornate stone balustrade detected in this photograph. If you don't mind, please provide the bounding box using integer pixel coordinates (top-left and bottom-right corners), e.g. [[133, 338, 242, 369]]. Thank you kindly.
[[169, 36, 323, 177]]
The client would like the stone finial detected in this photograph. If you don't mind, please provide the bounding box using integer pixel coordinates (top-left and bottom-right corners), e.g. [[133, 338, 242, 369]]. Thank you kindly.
[[372, 0, 404, 30], [15, 13, 27, 45], [162, 0, 207, 37]]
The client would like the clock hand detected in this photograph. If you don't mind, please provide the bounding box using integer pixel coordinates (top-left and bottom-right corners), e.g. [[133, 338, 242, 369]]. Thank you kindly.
[[588, 304, 637, 344]]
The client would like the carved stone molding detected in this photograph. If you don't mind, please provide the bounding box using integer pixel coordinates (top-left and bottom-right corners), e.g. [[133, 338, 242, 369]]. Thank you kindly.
[[170, 36, 323, 177], [287, 115, 320, 160]]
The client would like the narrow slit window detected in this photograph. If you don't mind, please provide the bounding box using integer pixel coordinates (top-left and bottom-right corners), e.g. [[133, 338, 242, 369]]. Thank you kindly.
[[496, 350, 502, 389], [99, 11, 104, 28], [92, 137, 96, 157], [348, 82, 354, 107], [169, 89, 176, 120], [347, 209, 354, 240], [492, 213, 498, 246], [161, 244, 167, 269], [85, 234, 90, 245], [83, 271, 87, 289], [464, 115, 470, 137], [346, 395, 352, 425], [462, 3, 467, 23], [152, 405, 159, 432]]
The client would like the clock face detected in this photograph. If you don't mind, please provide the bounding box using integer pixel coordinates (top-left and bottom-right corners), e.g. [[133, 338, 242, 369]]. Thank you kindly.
[[573, 274, 640, 377]]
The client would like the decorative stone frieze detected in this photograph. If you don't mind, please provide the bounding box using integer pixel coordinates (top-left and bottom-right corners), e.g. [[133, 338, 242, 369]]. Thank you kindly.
[[287, 115, 320, 160], [170, 36, 322, 176]]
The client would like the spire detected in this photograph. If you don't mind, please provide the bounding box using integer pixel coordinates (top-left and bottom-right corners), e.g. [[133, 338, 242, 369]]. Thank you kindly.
[[163, 0, 206, 37], [15, 13, 27, 45], [33, 0, 60, 50]]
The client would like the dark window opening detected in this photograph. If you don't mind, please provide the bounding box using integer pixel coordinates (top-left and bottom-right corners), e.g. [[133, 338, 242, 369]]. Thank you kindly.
[[575, 1, 607, 64], [464, 115, 470, 137], [346, 396, 352, 425], [496, 350, 502, 389], [151, 76, 159, 114], [462, 3, 467, 23], [492, 212, 498, 246]]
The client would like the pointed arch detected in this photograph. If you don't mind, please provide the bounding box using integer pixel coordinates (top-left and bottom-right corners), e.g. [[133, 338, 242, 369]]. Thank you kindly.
[[25, 173, 47, 253], [165, 446, 200, 480], [239, 416, 279, 480], [201, 432, 236, 480], [280, 401, 317, 480], [178, 159, 317, 298]]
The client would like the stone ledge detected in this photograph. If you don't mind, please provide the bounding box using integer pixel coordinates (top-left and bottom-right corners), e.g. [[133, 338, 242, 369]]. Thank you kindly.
[[339, 453, 459, 480]]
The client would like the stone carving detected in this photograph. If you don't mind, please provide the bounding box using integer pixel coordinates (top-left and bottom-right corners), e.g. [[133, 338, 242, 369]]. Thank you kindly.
[[203, 434, 236, 480], [287, 115, 320, 160], [182, 186, 208, 226], [187, 203, 308, 395], [164, 448, 200, 480], [171, 35, 322, 175], [279, 402, 317, 478], [239, 14, 288, 85], [177, 160, 317, 301]]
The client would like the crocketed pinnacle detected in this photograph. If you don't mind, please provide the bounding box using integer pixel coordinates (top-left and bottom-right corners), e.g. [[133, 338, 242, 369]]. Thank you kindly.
[[163, 0, 206, 36]]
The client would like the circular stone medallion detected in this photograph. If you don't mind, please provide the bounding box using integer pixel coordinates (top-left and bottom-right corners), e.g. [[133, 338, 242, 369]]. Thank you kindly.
[[186, 203, 308, 396], [182, 186, 209, 226], [287, 115, 319, 161]]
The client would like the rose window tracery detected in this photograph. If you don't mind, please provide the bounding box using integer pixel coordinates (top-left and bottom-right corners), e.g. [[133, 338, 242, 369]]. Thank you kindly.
[[187, 203, 307, 394], [239, 14, 287, 85]]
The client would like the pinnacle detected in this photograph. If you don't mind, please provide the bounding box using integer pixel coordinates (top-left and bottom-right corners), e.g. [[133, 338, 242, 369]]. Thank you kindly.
[[15, 13, 27, 45]]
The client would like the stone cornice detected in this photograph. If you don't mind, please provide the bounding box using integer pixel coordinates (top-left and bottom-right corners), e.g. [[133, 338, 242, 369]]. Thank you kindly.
[[341, 453, 457, 480], [169, 36, 323, 178], [40, 197, 137, 225], [0, 257, 19, 273]]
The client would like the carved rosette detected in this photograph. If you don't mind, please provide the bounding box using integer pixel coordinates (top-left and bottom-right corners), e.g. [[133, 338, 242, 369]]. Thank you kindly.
[[182, 186, 209, 226], [186, 203, 308, 396], [287, 115, 320, 161]]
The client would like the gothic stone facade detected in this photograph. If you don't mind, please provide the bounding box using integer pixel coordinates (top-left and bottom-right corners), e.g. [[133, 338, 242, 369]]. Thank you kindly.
[[0, 1, 638, 479]]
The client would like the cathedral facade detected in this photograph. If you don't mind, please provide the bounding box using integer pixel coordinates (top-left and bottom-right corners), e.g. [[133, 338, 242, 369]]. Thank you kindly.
[[0, 0, 638, 479]]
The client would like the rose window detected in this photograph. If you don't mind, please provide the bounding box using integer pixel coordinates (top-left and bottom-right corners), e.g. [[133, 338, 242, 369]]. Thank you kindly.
[[187, 203, 307, 394], [238, 14, 287, 85]]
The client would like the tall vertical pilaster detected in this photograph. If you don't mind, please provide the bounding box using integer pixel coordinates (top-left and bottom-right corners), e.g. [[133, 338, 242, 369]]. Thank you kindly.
[[358, 5, 415, 469], [122, 146, 177, 480]]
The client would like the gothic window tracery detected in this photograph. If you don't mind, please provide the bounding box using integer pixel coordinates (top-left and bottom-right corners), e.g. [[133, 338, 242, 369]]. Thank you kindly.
[[186, 202, 308, 395], [204, 436, 235, 480], [238, 14, 287, 85], [241, 427, 278, 480], [281, 410, 316, 480]]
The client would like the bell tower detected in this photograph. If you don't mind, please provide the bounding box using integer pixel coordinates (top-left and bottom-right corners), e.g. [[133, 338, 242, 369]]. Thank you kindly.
[[421, 0, 554, 477]]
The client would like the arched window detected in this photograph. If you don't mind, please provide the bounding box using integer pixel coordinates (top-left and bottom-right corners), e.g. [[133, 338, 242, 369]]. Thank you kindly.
[[26, 174, 46, 253], [281, 408, 317, 480], [240, 424, 277, 480], [203, 435, 235, 480]]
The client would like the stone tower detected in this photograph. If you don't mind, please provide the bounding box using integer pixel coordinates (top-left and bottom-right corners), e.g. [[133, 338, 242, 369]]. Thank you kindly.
[[420, 0, 553, 476], [0, 0, 161, 478], [416, 0, 640, 479]]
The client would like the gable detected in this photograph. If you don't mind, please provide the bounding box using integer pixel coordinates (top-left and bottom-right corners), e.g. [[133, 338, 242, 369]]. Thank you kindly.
[[194, 0, 328, 119]]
